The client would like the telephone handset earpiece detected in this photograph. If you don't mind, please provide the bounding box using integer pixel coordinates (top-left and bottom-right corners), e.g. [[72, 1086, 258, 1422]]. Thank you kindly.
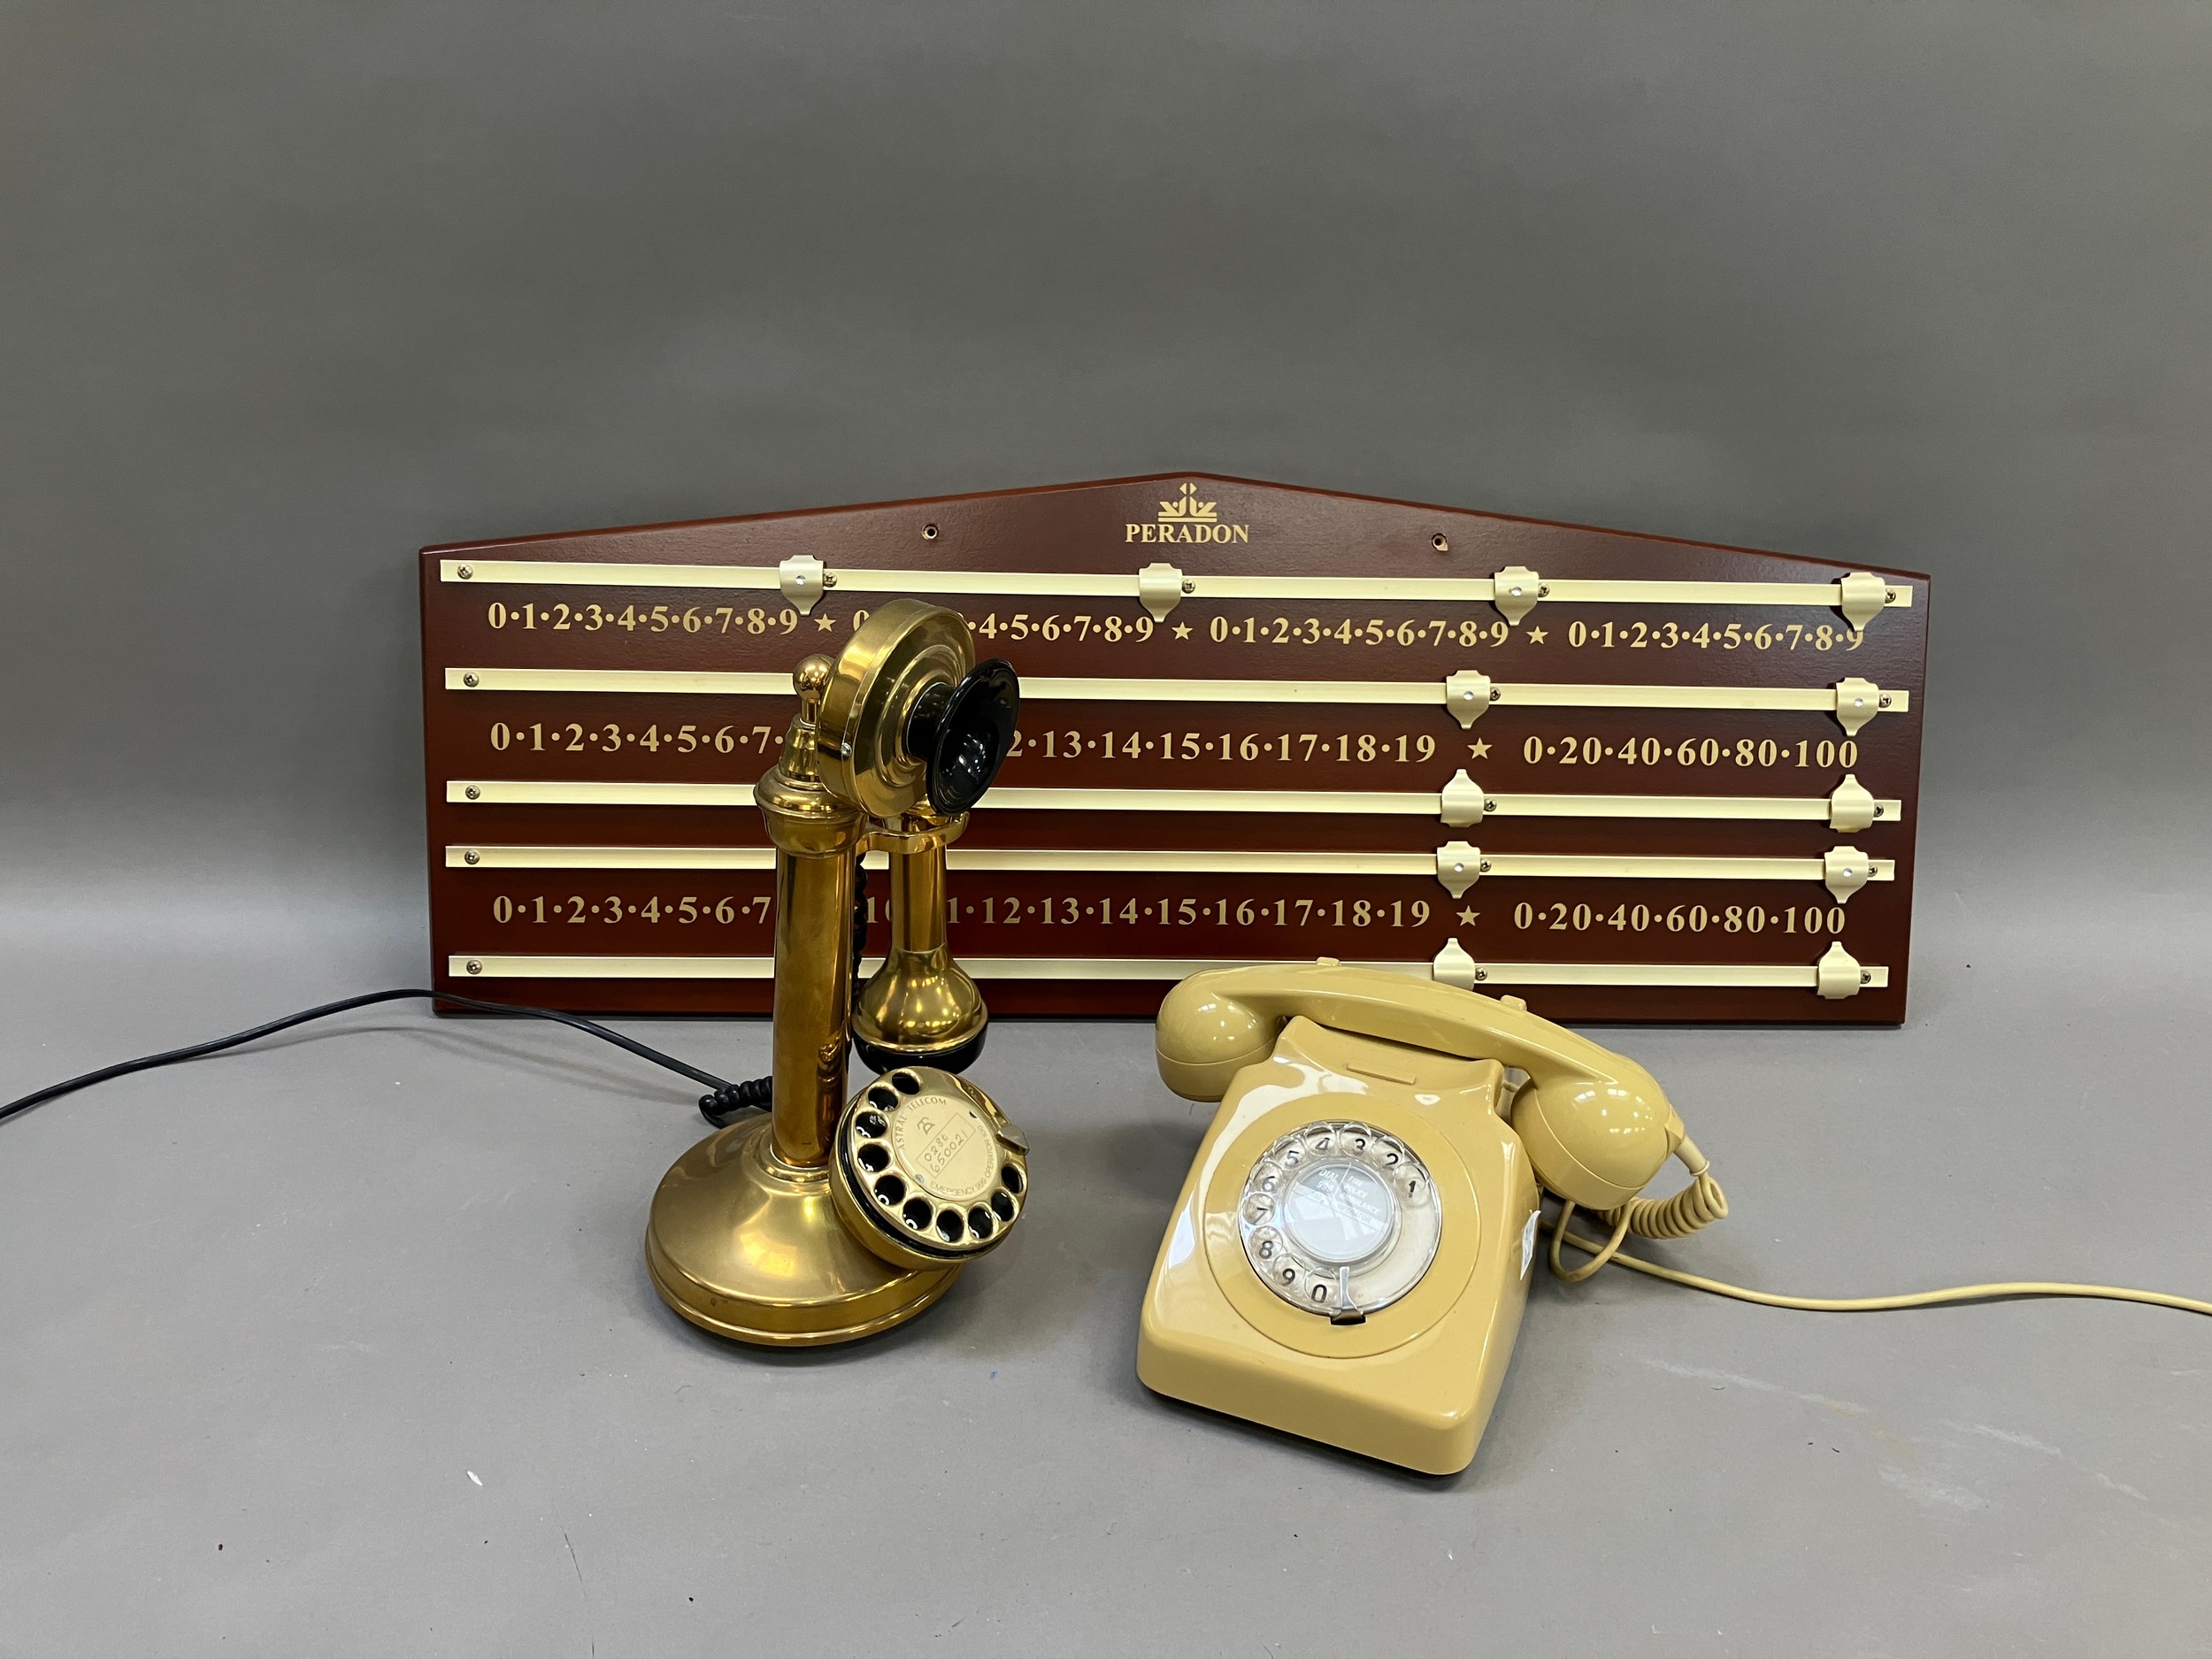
[[1153, 962, 1729, 1276]]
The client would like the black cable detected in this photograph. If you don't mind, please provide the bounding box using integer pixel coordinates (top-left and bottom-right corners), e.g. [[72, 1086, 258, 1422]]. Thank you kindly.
[[0, 988, 765, 1128]]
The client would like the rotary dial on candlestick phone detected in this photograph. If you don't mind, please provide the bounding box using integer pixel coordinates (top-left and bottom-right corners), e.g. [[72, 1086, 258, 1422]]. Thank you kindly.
[[1139, 961, 1726, 1475], [644, 601, 1029, 1345]]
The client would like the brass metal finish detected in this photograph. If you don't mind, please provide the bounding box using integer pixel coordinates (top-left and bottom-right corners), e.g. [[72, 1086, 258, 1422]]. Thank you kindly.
[[828, 1066, 1028, 1271], [815, 600, 974, 822], [852, 817, 987, 1068], [781, 600, 1002, 1067], [752, 656, 866, 1167], [644, 656, 953, 1343], [643, 612, 1025, 1348], [645, 1116, 956, 1346]]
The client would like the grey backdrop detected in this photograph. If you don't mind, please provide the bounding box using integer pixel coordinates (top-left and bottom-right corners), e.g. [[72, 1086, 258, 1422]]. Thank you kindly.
[[4, 4, 2209, 1655]]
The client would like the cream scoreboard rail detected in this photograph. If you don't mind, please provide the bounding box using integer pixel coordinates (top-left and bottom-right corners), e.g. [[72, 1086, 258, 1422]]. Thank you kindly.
[[440, 558, 1914, 631], [443, 841, 1894, 903], [443, 666, 1909, 737], [444, 772, 1902, 832], [444, 941, 1889, 1001], [422, 479, 1926, 1025]]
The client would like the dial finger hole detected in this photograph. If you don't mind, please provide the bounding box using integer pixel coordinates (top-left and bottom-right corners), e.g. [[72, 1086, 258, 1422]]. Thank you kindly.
[[866, 1086, 898, 1112], [856, 1141, 890, 1174], [855, 1110, 888, 1139], [902, 1195, 933, 1231], [1241, 1118, 1438, 1317], [999, 1163, 1024, 1196], [891, 1071, 922, 1095], [965, 1206, 995, 1240], [934, 1209, 965, 1244], [873, 1172, 906, 1207], [990, 1190, 1016, 1223]]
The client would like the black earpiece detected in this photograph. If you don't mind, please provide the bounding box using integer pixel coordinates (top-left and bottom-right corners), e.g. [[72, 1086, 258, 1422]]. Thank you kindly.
[[906, 658, 1020, 816]]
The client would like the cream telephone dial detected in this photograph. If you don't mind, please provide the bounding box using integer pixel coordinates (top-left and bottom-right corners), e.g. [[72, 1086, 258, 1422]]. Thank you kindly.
[[1138, 961, 1723, 1474]]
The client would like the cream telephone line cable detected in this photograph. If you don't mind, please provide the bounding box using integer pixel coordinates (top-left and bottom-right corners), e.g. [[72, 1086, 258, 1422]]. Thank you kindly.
[[1547, 1159, 2212, 1317]]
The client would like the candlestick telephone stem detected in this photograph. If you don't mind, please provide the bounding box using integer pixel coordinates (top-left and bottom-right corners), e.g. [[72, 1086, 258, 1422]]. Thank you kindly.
[[645, 601, 1031, 1345]]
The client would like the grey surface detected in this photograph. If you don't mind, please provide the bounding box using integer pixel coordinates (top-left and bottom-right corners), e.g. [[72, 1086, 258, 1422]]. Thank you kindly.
[[3, 3, 2209, 1654]]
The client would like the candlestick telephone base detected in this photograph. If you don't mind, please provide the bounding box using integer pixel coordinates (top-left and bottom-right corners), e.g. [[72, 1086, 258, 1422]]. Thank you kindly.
[[647, 1114, 961, 1346], [644, 603, 1029, 1347]]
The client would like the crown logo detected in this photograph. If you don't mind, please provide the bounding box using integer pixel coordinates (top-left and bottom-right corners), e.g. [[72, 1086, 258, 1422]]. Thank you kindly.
[[1156, 482, 1218, 524], [1125, 480, 1248, 544]]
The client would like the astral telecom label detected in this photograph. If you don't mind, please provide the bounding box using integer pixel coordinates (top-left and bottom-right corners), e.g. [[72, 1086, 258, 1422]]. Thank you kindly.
[[1126, 482, 1251, 544]]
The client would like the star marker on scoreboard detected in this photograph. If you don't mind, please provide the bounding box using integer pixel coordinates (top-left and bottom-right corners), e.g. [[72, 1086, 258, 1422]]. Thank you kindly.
[[1525, 625, 1548, 644], [814, 613, 836, 631], [1468, 738, 1490, 758], [1457, 907, 1479, 926], [1171, 622, 1193, 639]]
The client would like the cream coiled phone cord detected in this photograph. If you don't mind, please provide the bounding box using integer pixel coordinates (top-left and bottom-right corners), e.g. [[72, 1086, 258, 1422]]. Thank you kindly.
[[1547, 1141, 2212, 1317]]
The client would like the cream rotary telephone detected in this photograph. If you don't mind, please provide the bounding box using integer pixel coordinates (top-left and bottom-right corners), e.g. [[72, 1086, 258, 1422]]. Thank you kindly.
[[1139, 962, 1711, 1474], [1138, 961, 2211, 1476]]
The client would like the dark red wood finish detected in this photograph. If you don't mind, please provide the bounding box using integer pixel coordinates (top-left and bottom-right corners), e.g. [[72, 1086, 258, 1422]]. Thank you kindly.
[[422, 474, 1928, 1024]]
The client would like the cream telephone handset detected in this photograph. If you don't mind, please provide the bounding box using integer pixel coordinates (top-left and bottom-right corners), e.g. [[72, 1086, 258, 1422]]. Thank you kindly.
[[1138, 961, 1729, 1475]]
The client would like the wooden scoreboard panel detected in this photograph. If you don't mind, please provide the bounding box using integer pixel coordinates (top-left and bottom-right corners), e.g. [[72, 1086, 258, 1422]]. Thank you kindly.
[[420, 474, 1928, 1023]]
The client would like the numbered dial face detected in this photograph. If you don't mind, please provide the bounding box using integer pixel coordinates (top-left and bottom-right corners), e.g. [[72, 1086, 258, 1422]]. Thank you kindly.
[[841, 1067, 1026, 1259], [1239, 1120, 1440, 1320]]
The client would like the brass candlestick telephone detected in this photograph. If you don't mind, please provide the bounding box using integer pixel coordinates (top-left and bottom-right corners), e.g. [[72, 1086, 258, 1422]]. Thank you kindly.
[[645, 601, 1029, 1346], [1138, 961, 1728, 1475]]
